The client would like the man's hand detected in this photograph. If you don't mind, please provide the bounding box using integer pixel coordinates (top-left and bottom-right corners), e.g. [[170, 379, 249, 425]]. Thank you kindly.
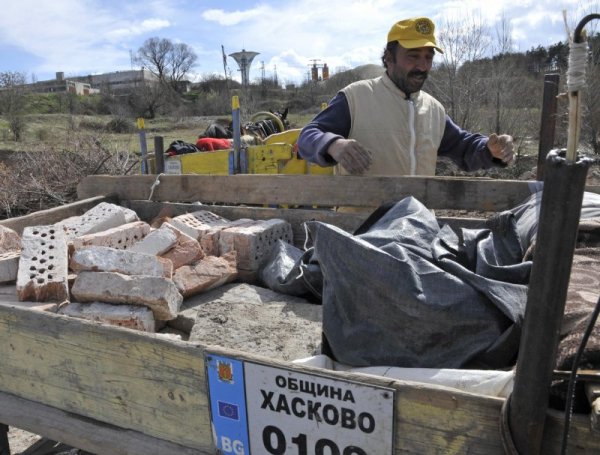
[[487, 133, 515, 165], [327, 139, 373, 175]]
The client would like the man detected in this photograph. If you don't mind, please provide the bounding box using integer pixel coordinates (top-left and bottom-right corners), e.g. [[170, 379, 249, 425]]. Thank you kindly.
[[297, 17, 515, 176]]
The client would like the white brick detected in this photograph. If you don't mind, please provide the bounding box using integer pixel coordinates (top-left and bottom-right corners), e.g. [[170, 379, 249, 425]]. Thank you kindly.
[[16, 225, 69, 302], [218, 219, 293, 271], [70, 246, 173, 278], [130, 225, 178, 256], [56, 202, 138, 240], [71, 221, 150, 251], [71, 271, 182, 320], [169, 211, 231, 240], [60, 302, 155, 332]]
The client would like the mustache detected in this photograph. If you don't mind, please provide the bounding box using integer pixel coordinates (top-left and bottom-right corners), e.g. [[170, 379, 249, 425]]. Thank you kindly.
[[408, 70, 428, 78]]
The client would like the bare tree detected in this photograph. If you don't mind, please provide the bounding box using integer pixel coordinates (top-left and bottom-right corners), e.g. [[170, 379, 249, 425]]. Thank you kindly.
[[0, 71, 27, 141], [429, 13, 491, 130], [135, 37, 197, 93]]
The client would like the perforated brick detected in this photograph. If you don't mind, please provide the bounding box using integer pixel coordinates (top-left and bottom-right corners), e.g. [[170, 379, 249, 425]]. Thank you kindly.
[[169, 211, 232, 240], [16, 225, 69, 302], [56, 202, 139, 240], [71, 221, 150, 251], [218, 219, 293, 271]]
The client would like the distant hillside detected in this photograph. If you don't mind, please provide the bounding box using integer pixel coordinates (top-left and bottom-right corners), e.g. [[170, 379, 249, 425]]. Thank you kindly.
[[348, 63, 385, 79], [326, 64, 383, 86]]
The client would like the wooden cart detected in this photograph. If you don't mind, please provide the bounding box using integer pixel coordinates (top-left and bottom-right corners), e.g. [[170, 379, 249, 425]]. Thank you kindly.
[[1, 174, 599, 454]]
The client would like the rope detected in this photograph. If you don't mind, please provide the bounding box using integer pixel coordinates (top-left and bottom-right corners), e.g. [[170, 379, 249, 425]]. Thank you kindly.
[[148, 173, 165, 201], [566, 40, 588, 93]]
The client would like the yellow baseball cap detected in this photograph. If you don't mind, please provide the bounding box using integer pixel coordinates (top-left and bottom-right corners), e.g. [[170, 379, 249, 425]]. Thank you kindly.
[[387, 17, 444, 53]]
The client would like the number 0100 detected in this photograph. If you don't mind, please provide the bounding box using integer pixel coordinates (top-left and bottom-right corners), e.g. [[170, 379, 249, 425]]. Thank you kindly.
[[262, 425, 367, 455]]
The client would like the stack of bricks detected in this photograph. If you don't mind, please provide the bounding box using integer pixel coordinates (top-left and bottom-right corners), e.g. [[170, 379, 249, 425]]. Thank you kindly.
[[6, 203, 292, 333], [169, 210, 293, 281]]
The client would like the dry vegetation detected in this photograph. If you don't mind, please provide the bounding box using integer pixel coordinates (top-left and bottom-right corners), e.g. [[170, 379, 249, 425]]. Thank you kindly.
[[0, 113, 317, 219]]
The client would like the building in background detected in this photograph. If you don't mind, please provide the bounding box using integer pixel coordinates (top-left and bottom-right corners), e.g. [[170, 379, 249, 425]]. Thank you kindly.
[[25, 69, 161, 95]]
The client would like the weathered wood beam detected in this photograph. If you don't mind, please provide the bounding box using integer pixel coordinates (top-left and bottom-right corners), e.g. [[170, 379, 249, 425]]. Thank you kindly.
[[77, 174, 600, 212]]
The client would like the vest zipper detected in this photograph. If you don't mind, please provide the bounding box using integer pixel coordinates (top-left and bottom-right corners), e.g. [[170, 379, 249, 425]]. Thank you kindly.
[[407, 99, 416, 175]]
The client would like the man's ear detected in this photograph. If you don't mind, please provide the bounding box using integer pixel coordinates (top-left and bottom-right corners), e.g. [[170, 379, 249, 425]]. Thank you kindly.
[[383, 48, 394, 66]]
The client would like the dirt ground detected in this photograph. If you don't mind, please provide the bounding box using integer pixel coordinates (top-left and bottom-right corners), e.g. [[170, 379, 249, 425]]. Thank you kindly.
[[7, 427, 41, 454]]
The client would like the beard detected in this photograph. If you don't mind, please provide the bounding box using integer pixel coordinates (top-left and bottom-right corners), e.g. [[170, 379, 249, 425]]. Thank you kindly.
[[390, 70, 428, 95]]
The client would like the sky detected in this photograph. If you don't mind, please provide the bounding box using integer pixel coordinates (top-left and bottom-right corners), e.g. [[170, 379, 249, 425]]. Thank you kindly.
[[0, 0, 598, 87]]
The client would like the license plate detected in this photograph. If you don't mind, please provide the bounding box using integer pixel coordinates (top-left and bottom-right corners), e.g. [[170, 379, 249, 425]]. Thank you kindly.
[[205, 353, 395, 454]]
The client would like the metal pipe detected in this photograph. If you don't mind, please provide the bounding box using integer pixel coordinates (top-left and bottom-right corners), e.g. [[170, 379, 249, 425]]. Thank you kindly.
[[232, 96, 241, 174], [154, 136, 165, 174], [509, 152, 590, 454]]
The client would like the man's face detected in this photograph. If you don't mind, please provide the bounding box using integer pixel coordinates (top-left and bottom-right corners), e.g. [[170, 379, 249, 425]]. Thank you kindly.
[[386, 45, 434, 95]]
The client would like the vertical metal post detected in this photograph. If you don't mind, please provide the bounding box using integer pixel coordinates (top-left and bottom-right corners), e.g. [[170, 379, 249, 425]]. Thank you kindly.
[[509, 152, 590, 454], [232, 96, 241, 175], [154, 136, 165, 174], [536, 74, 560, 181], [137, 118, 148, 175]]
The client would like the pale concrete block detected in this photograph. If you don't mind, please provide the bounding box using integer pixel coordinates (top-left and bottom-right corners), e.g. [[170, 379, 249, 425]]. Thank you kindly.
[[187, 283, 322, 361], [0, 251, 19, 283], [172, 252, 238, 297], [71, 271, 182, 320], [60, 302, 155, 332], [56, 202, 138, 240], [130, 225, 178, 256], [16, 226, 69, 302], [169, 211, 232, 240], [218, 219, 293, 271], [200, 219, 255, 256], [160, 223, 204, 269], [0, 225, 21, 253], [70, 246, 173, 278], [71, 221, 150, 251]]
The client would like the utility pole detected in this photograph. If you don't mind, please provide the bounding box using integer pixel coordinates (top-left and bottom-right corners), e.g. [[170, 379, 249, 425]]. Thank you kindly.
[[221, 45, 231, 101]]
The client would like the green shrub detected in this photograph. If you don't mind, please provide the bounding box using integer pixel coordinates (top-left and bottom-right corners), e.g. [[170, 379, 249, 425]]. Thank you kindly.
[[105, 117, 135, 133]]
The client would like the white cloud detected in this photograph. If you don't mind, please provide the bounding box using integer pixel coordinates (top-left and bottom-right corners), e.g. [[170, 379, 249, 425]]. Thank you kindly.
[[201, 6, 271, 26], [105, 18, 171, 41], [0, 0, 598, 84]]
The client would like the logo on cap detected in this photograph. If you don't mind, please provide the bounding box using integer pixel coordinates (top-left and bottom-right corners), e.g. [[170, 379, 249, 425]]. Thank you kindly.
[[415, 19, 433, 35]]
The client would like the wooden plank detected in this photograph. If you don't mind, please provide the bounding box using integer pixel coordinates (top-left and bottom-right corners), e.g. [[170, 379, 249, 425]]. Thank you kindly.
[[77, 174, 600, 212], [0, 195, 117, 235], [0, 304, 213, 452], [0, 302, 597, 453], [0, 392, 208, 455], [127, 201, 486, 248]]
